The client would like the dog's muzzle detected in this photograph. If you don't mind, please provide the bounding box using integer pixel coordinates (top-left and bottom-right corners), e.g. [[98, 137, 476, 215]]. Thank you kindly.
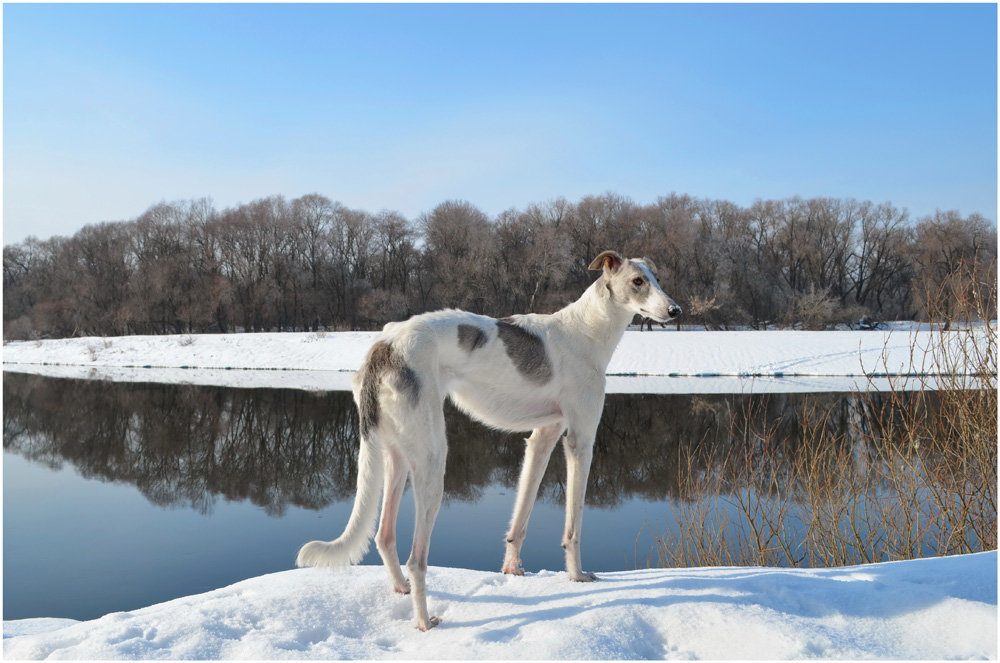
[[642, 304, 682, 323]]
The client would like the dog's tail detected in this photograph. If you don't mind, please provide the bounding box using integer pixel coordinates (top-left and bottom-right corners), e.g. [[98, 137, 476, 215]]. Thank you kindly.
[[295, 430, 383, 570]]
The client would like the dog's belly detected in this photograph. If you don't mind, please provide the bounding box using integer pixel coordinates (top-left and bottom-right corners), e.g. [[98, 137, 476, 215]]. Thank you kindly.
[[447, 382, 563, 432]]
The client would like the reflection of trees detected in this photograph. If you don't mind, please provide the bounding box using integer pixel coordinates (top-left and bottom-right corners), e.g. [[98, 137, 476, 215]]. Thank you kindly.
[[4, 374, 909, 515], [3, 375, 363, 515]]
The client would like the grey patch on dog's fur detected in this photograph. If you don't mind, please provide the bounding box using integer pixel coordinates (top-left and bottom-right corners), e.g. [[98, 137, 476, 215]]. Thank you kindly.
[[496, 318, 553, 384], [393, 362, 421, 406], [358, 342, 390, 437], [635, 257, 658, 275], [359, 341, 421, 437], [457, 324, 488, 353]]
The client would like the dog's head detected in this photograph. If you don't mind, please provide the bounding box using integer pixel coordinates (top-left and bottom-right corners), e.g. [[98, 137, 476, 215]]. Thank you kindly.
[[588, 250, 682, 323]]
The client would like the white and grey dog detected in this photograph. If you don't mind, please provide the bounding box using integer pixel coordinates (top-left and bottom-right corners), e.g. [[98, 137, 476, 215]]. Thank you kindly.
[[296, 250, 681, 630]]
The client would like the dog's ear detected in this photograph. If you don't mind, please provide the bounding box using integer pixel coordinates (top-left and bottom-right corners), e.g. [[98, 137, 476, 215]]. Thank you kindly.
[[588, 250, 624, 273]]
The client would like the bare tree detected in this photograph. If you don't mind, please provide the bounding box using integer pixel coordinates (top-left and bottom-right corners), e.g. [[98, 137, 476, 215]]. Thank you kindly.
[[418, 200, 495, 313], [911, 211, 998, 321], [851, 201, 913, 319], [492, 199, 573, 314]]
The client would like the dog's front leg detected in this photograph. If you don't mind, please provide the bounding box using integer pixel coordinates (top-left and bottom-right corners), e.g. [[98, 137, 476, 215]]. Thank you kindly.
[[562, 428, 597, 582], [503, 423, 564, 575]]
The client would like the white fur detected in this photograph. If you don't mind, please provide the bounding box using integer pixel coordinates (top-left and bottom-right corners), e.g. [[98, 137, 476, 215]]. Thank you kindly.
[[295, 251, 680, 631]]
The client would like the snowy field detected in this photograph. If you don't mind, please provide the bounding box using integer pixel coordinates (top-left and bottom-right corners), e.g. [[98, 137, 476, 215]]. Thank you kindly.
[[4, 552, 996, 659], [2, 325, 992, 393]]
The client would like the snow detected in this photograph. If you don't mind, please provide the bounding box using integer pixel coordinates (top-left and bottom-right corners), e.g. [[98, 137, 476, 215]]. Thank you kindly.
[[4, 552, 996, 659], [2, 326, 991, 394], [2, 620, 80, 640]]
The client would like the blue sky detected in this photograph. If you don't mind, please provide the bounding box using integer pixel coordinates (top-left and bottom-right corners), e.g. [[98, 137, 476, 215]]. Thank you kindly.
[[3, 3, 996, 244]]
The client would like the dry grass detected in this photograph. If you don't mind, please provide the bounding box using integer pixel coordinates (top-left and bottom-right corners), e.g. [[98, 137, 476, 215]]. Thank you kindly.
[[653, 262, 996, 568]]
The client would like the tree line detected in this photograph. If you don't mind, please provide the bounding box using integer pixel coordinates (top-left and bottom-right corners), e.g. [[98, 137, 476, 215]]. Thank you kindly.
[[3, 192, 996, 339]]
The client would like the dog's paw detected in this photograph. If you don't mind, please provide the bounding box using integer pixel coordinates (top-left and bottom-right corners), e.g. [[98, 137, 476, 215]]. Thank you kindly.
[[501, 561, 525, 576], [570, 571, 598, 582], [416, 616, 440, 632], [393, 579, 411, 595]]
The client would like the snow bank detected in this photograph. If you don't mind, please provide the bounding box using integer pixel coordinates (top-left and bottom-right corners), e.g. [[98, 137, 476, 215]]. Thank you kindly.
[[4, 552, 995, 659], [3, 327, 989, 385]]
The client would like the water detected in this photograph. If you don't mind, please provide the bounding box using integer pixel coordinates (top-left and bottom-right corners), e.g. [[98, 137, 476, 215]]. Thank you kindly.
[[1, 373, 948, 620]]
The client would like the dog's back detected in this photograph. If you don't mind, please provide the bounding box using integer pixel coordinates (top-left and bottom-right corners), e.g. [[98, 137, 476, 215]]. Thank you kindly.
[[359, 309, 565, 434]]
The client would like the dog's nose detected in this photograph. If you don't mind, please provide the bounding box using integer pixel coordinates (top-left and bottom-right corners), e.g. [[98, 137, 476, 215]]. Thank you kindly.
[[668, 305, 682, 319]]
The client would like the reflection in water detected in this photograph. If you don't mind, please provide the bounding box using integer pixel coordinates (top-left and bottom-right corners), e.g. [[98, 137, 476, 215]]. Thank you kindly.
[[7, 373, 992, 622], [4, 375, 365, 515], [4, 373, 894, 514]]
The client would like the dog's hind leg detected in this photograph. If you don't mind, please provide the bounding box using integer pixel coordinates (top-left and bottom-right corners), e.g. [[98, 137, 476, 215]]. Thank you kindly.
[[404, 425, 447, 631], [376, 446, 410, 595], [502, 423, 564, 575]]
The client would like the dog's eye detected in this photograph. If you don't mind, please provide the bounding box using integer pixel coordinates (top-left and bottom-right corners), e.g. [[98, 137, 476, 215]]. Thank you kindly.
[[632, 277, 644, 286]]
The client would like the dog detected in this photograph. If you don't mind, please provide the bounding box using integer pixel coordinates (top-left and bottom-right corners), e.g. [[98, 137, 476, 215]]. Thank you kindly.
[[296, 250, 681, 631]]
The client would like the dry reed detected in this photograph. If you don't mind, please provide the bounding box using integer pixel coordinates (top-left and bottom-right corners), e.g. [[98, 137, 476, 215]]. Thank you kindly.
[[653, 260, 996, 568]]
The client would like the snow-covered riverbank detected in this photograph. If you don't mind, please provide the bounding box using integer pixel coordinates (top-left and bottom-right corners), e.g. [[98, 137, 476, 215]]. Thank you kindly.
[[3, 326, 989, 393], [4, 551, 996, 660]]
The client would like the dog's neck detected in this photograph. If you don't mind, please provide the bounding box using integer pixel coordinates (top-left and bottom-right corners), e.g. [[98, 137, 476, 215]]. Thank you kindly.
[[553, 275, 635, 370]]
